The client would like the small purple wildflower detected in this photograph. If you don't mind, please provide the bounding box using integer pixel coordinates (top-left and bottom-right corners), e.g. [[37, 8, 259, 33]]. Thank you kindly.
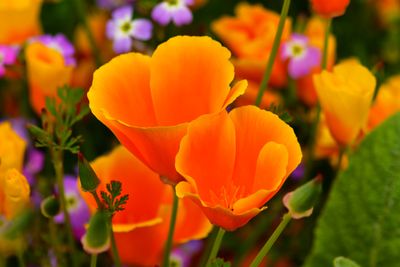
[[152, 0, 194, 26], [97, 0, 134, 10], [54, 176, 90, 240], [171, 240, 203, 267], [281, 33, 321, 79], [31, 34, 76, 66], [0, 45, 19, 77], [106, 5, 153, 54]]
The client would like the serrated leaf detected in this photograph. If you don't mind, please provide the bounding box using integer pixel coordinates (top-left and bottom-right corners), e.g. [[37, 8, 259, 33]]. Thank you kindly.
[[304, 112, 400, 267], [334, 257, 361, 267]]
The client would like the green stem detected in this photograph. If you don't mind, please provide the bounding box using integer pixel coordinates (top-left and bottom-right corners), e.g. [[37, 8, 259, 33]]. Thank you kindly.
[[49, 219, 66, 267], [71, 0, 102, 67], [52, 149, 78, 267], [199, 226, 217, 266], [321, 19, 332, 70], [206, 227, 226, 266], [336, 146, 347, 172], [90, 254, 97, 267], [255, 0, 291, 107], [17, 251, 25, 267], [303, 18, 332, 180], [109, 223, 122, 267], [249, 213, 291, 267], [161, 187, 180, 267]]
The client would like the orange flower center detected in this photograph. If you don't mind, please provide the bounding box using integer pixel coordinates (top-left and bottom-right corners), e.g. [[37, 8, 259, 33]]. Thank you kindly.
[[210, 182, 247, 210]]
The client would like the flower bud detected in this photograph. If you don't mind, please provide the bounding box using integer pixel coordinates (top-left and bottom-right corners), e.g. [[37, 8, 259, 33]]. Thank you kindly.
[[78, 152, 100, 193], [81, 211, 110, 254], [40, 195, 60, 218], [283, 176, 322, 219], [0, 169, 30, 219], [334, 256, 361, 267]]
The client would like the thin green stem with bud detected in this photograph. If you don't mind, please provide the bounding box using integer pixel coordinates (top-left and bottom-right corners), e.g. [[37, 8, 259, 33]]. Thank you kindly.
[[206, 227, 226, 266], [255, 0, 291, 107], [90, 254, 97, 267], [249, 213, 291, 267], [52, 149, 79, 267], [161, 187, 180, 267], [304, 18, 332, 180]]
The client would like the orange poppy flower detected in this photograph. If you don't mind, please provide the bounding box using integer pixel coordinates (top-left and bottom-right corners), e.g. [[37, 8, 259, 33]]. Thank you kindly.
[[296, 17, 337, 106], [313, 59, 376, 146], [0, 0, 42, 44], [25, 42, 73, 115], [310, 0, 350, 18], [175, 106, 302, 231], [88, 36, 247, 184], [212, 3, 291, 88], [80, 145, 212, 266], [368, 75, 400, 129], [0, 121, 26, 175], [374, 0, 400, 26]]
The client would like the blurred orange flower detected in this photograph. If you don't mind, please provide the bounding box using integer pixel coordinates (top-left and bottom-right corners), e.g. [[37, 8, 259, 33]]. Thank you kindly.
[[368, 75, 400, 129], [0, 121, 26, 175], [88, 36, 247, 184], [310, 0, 350, 18], [0, 0, 42, 44], [80, 145, 212, 266], [296, 17, 337, 106], [212, 3, 291, 88], [25, 42, 73, 115], [373, 0, 400, 26], [176, 106, 302, 231], [314, 59, 376, 146]]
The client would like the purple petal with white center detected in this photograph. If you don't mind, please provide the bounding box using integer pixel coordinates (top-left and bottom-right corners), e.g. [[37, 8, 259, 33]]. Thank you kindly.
[[281, 33, 309, 60], [288, 46, 321, 79], [106, 20, 118, 39], [97, 0, 134, 10], [130, 19, 152, 41], [171, 5, 193, 26], [291, 33, 309, 44], [112, 5, 133, 21], [113, 36, 132, 53], [152, 3, 172, 26], [54, 176, 90, 240]]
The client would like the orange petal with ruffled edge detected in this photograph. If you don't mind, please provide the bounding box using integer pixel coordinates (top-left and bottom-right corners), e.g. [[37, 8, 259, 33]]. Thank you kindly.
[[79, 145, 166, 230], [175, 111, 236, 204], [229, 106, 302, 192], [25, 42, 73, 115], [150, 36, 234, 126]]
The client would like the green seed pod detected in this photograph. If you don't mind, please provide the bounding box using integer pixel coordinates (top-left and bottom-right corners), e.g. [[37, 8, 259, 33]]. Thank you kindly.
[[40, 195, 60, 218], [78, 152, 100, 192], [81, 211, 110, 254]]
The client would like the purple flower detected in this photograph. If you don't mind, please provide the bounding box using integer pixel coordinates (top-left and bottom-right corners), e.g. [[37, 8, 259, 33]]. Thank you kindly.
[[171, 240, 203, 267], [106, 5, 153, 54], [0, 45, 19, 77], [31, 34, 76, 66], [54, 176, 90, 240], [97, 0, 134, 10], [152, 0, 193, 26], [281, 34, 321, 79]]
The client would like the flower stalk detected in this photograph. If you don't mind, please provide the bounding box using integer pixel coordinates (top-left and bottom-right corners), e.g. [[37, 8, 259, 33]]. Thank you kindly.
[[249, 213, 291, 267], [255, 0, 291, 107], [206, 227, 226, 266], [161, 187, 180, 267]]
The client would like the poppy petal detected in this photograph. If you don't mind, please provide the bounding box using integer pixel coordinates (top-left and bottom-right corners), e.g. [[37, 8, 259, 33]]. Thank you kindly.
[[150, 36, 234, 126]]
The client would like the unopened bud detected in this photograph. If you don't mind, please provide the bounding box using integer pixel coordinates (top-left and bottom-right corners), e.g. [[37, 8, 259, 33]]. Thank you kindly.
[[283, 176, 322, 219], [81, 211, 110, 254], [78, 152, 100, 192], [40, 195, 60, 218]]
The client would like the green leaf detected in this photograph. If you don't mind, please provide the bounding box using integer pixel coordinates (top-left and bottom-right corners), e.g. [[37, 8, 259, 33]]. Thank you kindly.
[[304, 112, 400, 267], [334, 257, 361, 267], [210, 258, 231, 267], [78, 152, 100, 192]]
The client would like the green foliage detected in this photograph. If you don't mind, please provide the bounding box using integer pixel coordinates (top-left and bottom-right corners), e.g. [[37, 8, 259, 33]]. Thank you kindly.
[[303, 112, 400, 267], [100, 181, 129, 215], [267, 104, 293, 123], [209, 258, 231, 267], [78, 152, 100, 193], [28, 86, 89, 154], [334, 257, 361, 267]]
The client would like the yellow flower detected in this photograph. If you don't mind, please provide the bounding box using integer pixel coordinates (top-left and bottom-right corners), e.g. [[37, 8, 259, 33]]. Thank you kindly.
[[313, 60, 376, 146], [0, 169, 30, 219], [0, 0, 43, 44], [0, 122, 26, 175]]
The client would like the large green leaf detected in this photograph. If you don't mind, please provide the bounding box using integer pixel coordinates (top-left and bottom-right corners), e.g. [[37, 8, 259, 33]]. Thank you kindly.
[[304, 112, 400, 267]]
